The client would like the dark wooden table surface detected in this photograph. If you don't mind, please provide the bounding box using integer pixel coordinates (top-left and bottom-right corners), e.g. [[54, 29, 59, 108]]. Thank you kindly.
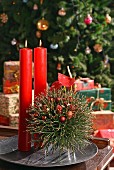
[[0, 125, 114, 170]]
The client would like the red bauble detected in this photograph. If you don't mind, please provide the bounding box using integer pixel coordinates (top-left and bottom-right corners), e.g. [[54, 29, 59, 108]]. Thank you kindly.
[[56, 104, 63, 113], [59, 116, 66, 122], [34, 112, 39, 117], [42, 115, 47, 120], [84, 14, 92, 25], [69, 104, 75, 111], [67, 111, 73, 119], [57, 63, 61, 70], [55, 97, 61, 103]]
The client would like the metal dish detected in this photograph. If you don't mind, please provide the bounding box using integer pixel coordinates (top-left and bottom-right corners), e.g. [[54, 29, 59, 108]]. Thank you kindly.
[[0, 136, 98, 167]]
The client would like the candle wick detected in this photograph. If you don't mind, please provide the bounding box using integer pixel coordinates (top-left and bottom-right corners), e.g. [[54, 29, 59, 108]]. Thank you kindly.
[[25, 40, 27, 48], [39, 39, 42, 47]]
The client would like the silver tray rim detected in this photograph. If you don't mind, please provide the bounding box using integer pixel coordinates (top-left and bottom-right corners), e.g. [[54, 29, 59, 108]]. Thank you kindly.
[[0, 136, 98, 167]]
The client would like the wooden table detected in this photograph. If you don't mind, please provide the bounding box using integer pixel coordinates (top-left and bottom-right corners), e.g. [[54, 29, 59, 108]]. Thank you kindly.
[[0, 125, 114, 170]]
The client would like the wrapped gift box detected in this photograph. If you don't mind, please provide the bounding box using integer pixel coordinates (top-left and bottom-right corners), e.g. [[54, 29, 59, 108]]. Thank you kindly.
[[0, 115, 9, 126], [92, 110, 114, 130], [74, 79, 83, 91], [3, 61, 34, 94], [3, 61, 20, 94], [77, 88, 111, 111], [3, 79, 19, 94], [79, 78, 94, 90], [94, 129, 114, 152], [0, 90, 34, 118], [4, 61, 34, 81], [0, 114, 19, 127], [74, 78, 94, 91], [0, 92, 19, 117], [9, 113, 19, 127], [4, 61, 20, 82]]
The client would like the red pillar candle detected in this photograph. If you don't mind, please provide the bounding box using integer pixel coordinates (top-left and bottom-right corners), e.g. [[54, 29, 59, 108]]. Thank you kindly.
[[34, 46, 47, 97], [18, 48, 32, 152], [34, 45, 47, 149]]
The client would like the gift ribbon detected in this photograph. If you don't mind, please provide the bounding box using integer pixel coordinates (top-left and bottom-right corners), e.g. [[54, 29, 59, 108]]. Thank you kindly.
[[90, 89, 111, 110], [5, 84, 19, 93], [13, 70, 19, 80]]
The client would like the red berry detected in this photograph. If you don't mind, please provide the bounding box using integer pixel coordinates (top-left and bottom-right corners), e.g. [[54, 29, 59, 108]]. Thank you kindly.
[[55, 97, 61, 103], [34, 112, 39, 117], [69, 96, 73, 102], [67, 111, 73, 119], [42, 116, 47, 120], [60, 116, 66, 122], [56, 104, 62, 113], [69, 104, 75, 111]]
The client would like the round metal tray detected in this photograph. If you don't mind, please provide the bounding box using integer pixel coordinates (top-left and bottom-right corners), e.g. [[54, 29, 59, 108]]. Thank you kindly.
[[0, 136, 98, 168]]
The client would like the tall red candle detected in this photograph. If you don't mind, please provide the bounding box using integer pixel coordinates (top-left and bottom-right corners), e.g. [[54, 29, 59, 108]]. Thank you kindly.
[[34, 46, 47, 149], [18, 48, 32, 151], [34, 47, 47, 97]]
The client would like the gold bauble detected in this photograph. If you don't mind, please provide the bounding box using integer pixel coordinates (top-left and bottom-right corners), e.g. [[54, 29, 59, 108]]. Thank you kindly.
[[105, 14, 111, 24], [93, 44, 102, 53], [37, 18, 49, 31]]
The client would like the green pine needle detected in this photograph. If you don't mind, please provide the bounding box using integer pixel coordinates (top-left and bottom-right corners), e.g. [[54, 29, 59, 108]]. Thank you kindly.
[[27, 88, 93, 152]]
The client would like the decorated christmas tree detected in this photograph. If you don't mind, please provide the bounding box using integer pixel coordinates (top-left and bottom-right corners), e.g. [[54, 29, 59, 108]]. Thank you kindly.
[[0, 0, 114, 87]]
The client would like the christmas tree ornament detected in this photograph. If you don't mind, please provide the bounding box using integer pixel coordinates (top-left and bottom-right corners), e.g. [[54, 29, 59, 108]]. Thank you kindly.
[[105, 14, 111, 24], [71, 65, 74, 69], [65, 35, 70, 42], [33, 4, 38, 10], [74, 48, 77, 52], [93, 44, 102, 53], [57, 63, 61, 70], [56, 104, 63, 114], [36, 31, 41, 38], [84, 14, 92, 25], [42, 115, 47, 120], [0, 13, 8, 23], [27, 84, 93, 153], [22, 0, 28, 3], [50, 43, 58, 49], [85, 46, 91, 54], [103, 55, 109, 68], [58, 8, 66, 16], [59, 116, 66, 122], [40, 0, 43, 5], [67, 111, 73, 119], [11, 38, 17, 45], [36, 18, 49, 31]]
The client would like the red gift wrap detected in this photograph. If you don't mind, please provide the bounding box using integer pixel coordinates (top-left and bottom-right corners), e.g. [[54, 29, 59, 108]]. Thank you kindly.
[[3, 79, 19, 94], [92, 110, 114, 130], [74, 79, 83, 91], [94, 129, 114, 152], [74, 78, 94, 91], [0, 115, 9, 126], [80, 78, 94, 90], [4, 61, 20, 82]]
